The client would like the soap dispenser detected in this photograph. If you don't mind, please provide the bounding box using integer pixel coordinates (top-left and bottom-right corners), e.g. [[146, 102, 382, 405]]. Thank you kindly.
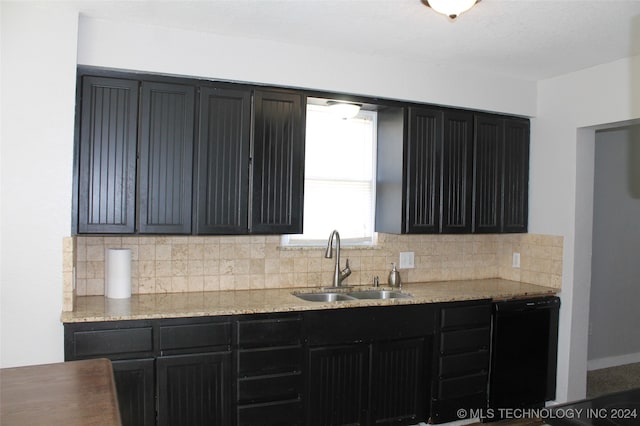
[[388, 263, 402, 288]]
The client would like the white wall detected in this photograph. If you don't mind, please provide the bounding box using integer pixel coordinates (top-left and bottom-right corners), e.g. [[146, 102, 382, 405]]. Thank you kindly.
[[530, 55, 640, 402], [0, 3, 79, 367], [76, 17, 537, 117], [588, 125, 640, 368]]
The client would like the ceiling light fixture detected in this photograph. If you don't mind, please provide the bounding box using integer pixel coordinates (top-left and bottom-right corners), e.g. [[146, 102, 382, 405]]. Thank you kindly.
[[423, 0, 480, 20], [327, 101, 361, 119]]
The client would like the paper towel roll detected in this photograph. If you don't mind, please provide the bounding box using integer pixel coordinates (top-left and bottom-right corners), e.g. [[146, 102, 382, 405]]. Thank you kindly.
[[105, 248, 131, 299]]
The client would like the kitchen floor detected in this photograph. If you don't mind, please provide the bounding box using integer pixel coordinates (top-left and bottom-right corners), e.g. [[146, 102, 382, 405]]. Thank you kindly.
[[465, 363, 640, 426], [586, 362, 640, 398]]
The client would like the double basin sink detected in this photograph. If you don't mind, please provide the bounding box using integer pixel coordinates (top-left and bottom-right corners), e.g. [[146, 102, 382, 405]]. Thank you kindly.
[[293, 289, 412, 302]]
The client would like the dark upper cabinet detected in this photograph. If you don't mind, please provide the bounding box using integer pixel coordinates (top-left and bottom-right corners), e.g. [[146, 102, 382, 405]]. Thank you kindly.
[[76, 76, 139, 233], [441, 111, 473, 233], [138, 82, 195, 234], [377, 106, 527, 235], [406, 107, 443, 234], [502, 117, 529, 233], [473, 115, 503, 233], [194, 87, 251, 234], [473, 114, 529, 233], [251, 90, 305, 234]]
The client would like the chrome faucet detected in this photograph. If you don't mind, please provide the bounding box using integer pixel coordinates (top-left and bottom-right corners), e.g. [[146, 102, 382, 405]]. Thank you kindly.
[[324, 230, 352, 288]]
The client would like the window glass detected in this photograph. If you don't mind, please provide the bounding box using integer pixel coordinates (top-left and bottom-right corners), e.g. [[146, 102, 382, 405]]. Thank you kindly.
[[284, 104, 377, 246]]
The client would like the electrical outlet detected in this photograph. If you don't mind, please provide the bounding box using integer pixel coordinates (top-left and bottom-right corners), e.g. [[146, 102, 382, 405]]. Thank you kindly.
[[399, 252, 415, 269], [512, 252, 521, 268]]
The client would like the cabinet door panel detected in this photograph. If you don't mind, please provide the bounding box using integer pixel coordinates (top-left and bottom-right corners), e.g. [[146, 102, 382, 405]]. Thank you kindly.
[[157, 352, 232, 426], [112, 358, 155, 426], [441, 111, 473, 233], [503, 118, 530, 233], [370, 338, 428, 425], [307, 344, 369, 426], [138, 82, 195, 233], [406, 107, 443, 233], [252, 90, 305, 234], [78, 76, 138, 233], [473, 115, 503, 233], [195, 87, 251, 234]]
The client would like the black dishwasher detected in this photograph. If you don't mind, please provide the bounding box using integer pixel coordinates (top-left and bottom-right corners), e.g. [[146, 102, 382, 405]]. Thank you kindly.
[[488, 296, 560, 413]]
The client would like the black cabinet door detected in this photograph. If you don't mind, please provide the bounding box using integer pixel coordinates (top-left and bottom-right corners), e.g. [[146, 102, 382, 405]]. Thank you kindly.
[[138, 81, 195, 234], [502, 118, 529, 233], [405, 107, 443, 234], [251, 90, 305, 234], [112, 358, 156, 426], [473, 114, 503, 233], [441, 111, 473, 233], [370, 338, 429, 426], [194, 87, 251, 234], [157, 351, 232, 426], [307, 344, 369, 426], [77, 76, 139, 233]]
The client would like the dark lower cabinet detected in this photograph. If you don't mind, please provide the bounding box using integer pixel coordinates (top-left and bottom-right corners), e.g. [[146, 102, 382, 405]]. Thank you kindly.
[[64, 298, 557, 426], [370, 338, 429, 425], [235, 314, 304, 426], [430, 300, 492, 424], [304, 305, 435, 426], [157, 352, 232, 426], [308, 344, 370, 426], [112, 359, 156, 426]]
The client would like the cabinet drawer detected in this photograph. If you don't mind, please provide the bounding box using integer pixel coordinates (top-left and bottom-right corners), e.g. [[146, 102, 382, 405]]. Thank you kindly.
[[238, 346, 302, 377], [72, 327, 153, 358], [238, 372, 302, 404], [437, 372, 488, 399], [440, 303, 491, 329], [237, 399, 303, 426], [160, 322, 230, 352], [439, 350, 489, 377], [440, 327, 490, 354], [237, 316, 302, 348]]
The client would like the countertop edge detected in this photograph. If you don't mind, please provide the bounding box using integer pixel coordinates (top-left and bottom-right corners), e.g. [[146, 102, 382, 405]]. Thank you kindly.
[[61, 279, 559, 323]]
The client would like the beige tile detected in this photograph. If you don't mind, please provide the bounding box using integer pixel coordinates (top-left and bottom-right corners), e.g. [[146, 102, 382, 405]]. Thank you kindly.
[[249, 274, 266, 289], [188, 243, 204, 260], [156, 245, 172, 261], [156, 277, 172, 293], [265, 258, 280, 274], [234, 259, 251, 274], [233, 274, 251, 290], [155, 261, 172, 277], [220, 260, 234, 275], [139, 261, 155, 278], [86, 245, 105, 261], [250, 259, 265, 274], [172, 260, 188, 276], [138, 244, 156, 261], [203, 275, 220, 291], [172, 244, 189, 260], [188, 260, 204, 276], [188, 276, 204, 292], [86, 261, 105, 279], [204, 259, 220, 275], [219, 244, 235, 260], [251, 244, 266, 259], [171, 276, 188, 292], [204, 243, 220, 260], [86, 278, 104, 295], [219, 275, 235, 290]]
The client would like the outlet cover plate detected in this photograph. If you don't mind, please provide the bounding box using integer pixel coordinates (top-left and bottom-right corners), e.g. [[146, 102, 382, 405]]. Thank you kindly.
[[399, 252, 415, 269]]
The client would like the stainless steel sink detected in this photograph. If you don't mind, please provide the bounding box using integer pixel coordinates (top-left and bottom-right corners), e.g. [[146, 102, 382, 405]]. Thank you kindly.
[[347, 290, 412, 300], [293, 289, 412, 302], [293, 292, 356, 302]]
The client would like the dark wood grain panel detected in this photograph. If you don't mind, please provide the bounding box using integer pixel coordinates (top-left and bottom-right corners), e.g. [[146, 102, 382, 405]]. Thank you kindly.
[[370, 338, 427, 425], [78, 76, 138, 233], [112, 358, 156, 426], [307, 344, 369, 426], [441, 110, 473, 233], [473, 114, 503, 233], [251, 90, 305, 234], [503, 118, 530, 233], [157, 352, 232, 426], [138, 81, 195, 234], [194, 87, 251, 234], [406, 107, 443, 233]]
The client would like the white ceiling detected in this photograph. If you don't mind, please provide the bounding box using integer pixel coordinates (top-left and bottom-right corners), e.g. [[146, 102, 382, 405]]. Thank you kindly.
[[77, 0, 640, 81]]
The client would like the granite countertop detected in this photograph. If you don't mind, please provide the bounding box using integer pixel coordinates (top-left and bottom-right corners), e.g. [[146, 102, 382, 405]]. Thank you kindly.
[[61, 278, 559, 323]]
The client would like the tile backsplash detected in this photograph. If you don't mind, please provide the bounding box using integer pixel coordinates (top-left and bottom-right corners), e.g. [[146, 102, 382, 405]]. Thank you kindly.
[[62, 233, 563, 311]]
